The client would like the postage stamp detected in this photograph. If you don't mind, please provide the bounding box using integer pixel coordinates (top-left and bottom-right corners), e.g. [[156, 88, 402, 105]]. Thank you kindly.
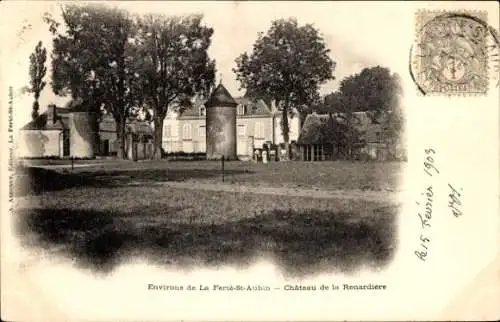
[[411, 11, 499, 96], [2, 1, 500, 321]]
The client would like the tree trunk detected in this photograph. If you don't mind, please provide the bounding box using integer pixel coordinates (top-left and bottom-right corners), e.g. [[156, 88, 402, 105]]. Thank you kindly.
[[299, 111, 307, 132], [281, 97, 290, 160], [117, 114, 126, 159], [152, 116, 164, 160], [281, 106, 290, 142], [117, 53, 127, 160]]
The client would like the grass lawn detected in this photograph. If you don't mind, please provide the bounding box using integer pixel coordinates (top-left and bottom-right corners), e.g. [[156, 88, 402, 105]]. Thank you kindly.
[[19, 159, 405, 192], [14, 161, 401, 277]]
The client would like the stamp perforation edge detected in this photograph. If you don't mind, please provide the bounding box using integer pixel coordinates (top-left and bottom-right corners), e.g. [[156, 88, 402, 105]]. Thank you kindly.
[[411, 9, 496, 97]]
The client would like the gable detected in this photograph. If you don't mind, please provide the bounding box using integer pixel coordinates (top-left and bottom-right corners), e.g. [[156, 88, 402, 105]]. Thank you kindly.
[[20, 112, 66, 131], [235, 97, 272, 116]]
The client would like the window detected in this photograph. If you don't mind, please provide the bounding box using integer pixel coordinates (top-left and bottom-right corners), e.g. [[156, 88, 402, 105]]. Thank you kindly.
[[200, 105, 206, 116], [199, 125, 206, 137], [238, 104, 247, 115], [165, 124, 172, 138], [237, 124, 246, 136], [254, 122, 264, 138], [182, 123, 192, 140]]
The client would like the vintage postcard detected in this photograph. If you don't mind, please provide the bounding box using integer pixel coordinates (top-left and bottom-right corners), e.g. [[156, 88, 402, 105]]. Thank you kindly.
[[1, 1, 499, 321]]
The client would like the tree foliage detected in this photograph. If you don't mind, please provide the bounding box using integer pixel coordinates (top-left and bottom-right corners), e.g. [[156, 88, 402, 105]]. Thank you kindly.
[[234, 18, 335, 147], [46, 5, 216, 159], [134, 13, 216, 159], [315, 66, 405, 159], [337, 66, 402, 121], [338, 66, 404, 152], [48, 4, 140, 158], [28, 41, 47, 120]]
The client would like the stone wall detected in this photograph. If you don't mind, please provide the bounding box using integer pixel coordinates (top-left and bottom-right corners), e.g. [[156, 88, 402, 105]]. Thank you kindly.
[[17, 130, 62, 158]]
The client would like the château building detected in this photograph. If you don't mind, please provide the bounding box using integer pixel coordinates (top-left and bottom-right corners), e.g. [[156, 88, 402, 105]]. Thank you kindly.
[[162, 84, 300, 159]]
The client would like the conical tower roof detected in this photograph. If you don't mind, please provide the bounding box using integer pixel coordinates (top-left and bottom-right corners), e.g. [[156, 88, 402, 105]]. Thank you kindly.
[[205, 83, 237, 108]]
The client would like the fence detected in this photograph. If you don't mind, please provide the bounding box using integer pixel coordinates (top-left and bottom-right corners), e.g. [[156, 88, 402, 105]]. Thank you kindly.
[[125, 140, 155, 161]]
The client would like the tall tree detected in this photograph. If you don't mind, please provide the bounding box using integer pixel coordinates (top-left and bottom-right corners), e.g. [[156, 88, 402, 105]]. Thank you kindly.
[[28, 41, 47, 120], [234, 18, 335, 158], [337, 66, 404, 156], [336, 75, 366, 160], [134, 14, 216, 159], [47, 4, 139, 158], [334, 66, 402, 119]]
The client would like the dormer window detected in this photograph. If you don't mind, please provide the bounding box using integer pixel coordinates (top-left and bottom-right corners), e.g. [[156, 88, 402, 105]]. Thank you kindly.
[[200, 105, 206, 116], [238, 104, 247, 115]]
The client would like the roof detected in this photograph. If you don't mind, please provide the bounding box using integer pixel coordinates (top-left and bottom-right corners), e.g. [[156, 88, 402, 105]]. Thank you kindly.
[[297, 114, 331, 145], [20, 109, 68, 131], [297, 112, 382, 145], [20, 114, 49, 130], [234, 97, 272, 116], [99, 114, 153, 135], [21, 107, 152, 135], [205, 84, 237, 108], [99, 115, 117, 133], [20, 98, 100, 131], [179, 95, 274, 118], [180, 95, 206, 117]]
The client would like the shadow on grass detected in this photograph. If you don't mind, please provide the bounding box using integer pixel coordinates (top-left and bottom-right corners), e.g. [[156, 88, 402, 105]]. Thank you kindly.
[[15, 166, 253, 196], [16, 205, 397, 277]]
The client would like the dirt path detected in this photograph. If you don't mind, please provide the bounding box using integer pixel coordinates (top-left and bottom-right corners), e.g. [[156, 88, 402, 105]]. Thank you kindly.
[[26, 163, 111, 169], [23, 160, 131, 169], [157, 181, 403, 203]]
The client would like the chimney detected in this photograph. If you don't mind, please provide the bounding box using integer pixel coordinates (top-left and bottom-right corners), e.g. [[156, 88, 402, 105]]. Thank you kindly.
[[47, 104, 57, 125]]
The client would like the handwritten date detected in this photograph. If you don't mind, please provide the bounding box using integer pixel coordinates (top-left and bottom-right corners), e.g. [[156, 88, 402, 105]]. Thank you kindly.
[[414, 149, 464, 262], [417, 186, 434, 228], [423, 148, 440, 177], [415, 235, 431, 262], [415, 185, 434, 262]]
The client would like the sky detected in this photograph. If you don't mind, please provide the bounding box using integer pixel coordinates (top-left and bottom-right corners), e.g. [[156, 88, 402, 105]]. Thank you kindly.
[[2, 1, 416, 129]]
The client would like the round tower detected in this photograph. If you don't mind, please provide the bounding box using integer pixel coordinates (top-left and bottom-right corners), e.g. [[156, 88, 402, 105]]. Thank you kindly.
[[67, 99, 98, 159], [205, 83, 237, 160]]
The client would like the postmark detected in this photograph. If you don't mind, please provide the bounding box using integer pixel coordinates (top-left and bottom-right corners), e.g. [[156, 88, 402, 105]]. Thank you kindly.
[[410, 11, 500, 96]]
